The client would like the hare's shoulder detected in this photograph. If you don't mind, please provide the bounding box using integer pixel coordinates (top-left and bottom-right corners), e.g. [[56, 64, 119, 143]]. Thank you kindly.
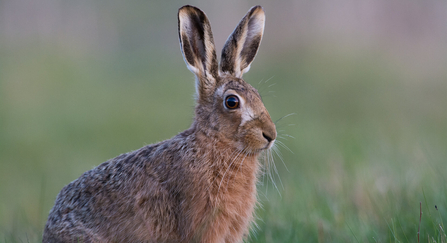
[[55, 134, 194, 208]]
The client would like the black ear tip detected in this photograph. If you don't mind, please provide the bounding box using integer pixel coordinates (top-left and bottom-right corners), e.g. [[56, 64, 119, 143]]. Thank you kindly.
[[179, 5, 195, 11], [250, 5, 264, 13], [179, 5, 203, 15], [178, 5, 209, 23]]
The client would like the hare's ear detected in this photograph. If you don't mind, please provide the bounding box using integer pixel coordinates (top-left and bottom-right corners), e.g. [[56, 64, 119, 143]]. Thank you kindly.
[[220, 6, 265, 78], [178, 5, 219, 100]]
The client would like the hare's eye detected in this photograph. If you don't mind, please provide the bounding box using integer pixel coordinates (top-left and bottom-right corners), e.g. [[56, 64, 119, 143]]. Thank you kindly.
[[225, 95, 240, 109]]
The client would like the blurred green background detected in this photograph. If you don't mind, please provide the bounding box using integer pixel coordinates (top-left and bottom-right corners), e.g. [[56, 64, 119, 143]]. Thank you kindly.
[[1, 0, 446, 242]]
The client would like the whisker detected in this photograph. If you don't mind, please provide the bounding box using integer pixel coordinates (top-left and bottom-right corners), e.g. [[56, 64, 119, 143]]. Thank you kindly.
[[275, 124, 295, 131], [270, 147, 284, 192], [263, 76, 275, 84], [256, 76, 275, 96], [265, 151, 273, 188], [267, 83, 277, 88], [206, 146, 238, 193], [217, 148, 245, 195], [272, 145, 289, 172], [275, 140, 294, 154], [274, 113, 296, 125], [278, 134, 295, 140], [267, 149, 281, 194], [264, 152, 271, 196], [226, 148, 249, 189]]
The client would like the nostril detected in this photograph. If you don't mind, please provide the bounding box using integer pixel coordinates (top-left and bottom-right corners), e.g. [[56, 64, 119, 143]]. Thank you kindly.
[[262, 132, 273, 143]]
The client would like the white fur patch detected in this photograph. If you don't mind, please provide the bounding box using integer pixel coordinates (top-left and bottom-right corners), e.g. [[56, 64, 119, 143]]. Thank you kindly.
[[240, 104, 254, 126], [215, 86, 225, 97]]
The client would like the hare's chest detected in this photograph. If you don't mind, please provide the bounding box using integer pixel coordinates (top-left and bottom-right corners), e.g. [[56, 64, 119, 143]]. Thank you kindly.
[[202, 175, 258, 242]]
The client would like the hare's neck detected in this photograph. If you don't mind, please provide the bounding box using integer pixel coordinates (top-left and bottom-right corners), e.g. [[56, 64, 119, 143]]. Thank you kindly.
[[191, 132, 260, 242], [187, 126, 260, 200], [197, 139, 259, 200], [180, 128, 259, 241], [209, 150, 259, 198]]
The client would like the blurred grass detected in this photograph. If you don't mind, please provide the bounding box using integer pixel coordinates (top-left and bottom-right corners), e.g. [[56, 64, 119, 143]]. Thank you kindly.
[[1, 2, 447, 243], [251, 46, 447, 242]]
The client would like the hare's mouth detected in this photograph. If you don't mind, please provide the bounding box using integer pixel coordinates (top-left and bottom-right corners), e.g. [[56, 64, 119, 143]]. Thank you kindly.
[[265, 140, 275, 150], [245, 141, 274, 155], [260, 133, 276, 151], [260, 140, 275, 152]]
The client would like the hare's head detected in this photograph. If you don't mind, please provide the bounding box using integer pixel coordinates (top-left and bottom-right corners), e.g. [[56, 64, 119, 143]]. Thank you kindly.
[[178, 5, 275, 154]]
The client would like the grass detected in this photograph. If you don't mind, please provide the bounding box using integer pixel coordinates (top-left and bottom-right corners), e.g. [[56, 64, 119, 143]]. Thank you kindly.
[[1, 40, 446, 242]]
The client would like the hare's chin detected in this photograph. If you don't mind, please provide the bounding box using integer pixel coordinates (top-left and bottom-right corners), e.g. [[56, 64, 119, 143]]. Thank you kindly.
[[245, 142, 274, 154]]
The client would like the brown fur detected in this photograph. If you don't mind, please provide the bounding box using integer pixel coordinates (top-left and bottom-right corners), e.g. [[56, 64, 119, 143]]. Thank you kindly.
[[43, 5, 274, 243]]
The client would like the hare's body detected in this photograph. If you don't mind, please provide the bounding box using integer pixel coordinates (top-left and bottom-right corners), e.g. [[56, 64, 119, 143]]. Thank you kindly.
[[44, 5, 275, 243], [44, 126, 258, 242]]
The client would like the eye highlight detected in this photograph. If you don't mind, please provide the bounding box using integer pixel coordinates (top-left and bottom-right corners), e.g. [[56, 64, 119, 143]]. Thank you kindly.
[[224, 95, 240, 109]]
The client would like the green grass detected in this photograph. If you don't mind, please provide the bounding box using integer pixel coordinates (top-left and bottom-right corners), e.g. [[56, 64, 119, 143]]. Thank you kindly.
[[1, 41, 446, 242]]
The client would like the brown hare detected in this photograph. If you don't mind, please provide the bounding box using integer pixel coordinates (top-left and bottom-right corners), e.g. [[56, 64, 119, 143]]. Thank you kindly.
[[43, 5, 276, 243]]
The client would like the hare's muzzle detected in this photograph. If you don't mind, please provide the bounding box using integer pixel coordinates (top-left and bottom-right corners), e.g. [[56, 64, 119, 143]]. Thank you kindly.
[[260, 114, 276, 149]]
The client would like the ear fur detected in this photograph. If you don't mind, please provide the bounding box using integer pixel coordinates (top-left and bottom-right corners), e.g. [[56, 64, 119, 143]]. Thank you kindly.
[[220, 6, 265, 78], [178, 5, 219, 100]]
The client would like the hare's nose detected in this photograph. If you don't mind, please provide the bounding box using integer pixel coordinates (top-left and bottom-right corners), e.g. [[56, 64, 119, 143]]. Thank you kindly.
[[260, 112, 276, 143], [262, 132, 274, 143], [261, 123, 276, 143]]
